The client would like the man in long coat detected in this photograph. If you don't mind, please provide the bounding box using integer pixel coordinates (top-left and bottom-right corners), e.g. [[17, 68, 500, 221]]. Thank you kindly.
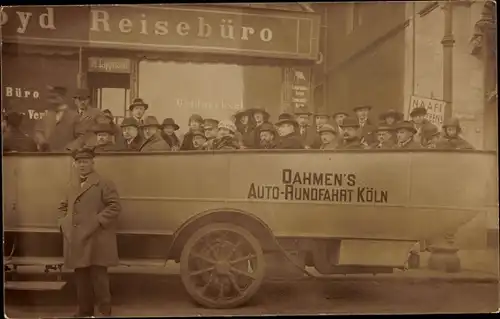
[[295, 109, 321, 149], [353, 105, 377, 147], [139, 116, 171, 152], [394, 121, 423, 149], [58, 148, 121, 317]]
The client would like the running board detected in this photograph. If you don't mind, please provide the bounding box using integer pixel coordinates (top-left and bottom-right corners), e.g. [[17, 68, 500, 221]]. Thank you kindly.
[[5, 281, 67, 291]]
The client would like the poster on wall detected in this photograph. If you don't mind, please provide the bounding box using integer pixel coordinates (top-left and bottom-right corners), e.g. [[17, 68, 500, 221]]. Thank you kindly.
[[407, 95, 446, 129], [282, 67, 312, 113]]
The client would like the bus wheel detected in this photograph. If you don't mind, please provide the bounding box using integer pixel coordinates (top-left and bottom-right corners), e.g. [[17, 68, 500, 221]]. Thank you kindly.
[[180, 222, 265, 309]]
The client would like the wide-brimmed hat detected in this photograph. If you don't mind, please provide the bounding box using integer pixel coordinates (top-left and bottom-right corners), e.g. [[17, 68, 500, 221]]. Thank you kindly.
[[318, 124, 338, 135], [218, 120, 237, 134], [332, 111, 349, 118], [72, 148, 95, 160], [129, 98, 149, 111], [203, 118, 219, 130], [120, 117, 140, 128], [422, 124, 441, 139], [442, 117, 462, 133], [394, 121, 417, 134], [275, 113, 299, 127], [139, 116, 161, 128], [379, 109, 404, 121], [339, 117, 360, 128], [192, 130, 207, 139], [161, 118, 180, 130], [410, 107, 427, 117], [258, 122, 277, 135], [234, 109, 252, 120], [353, 105, 373, 112], [46, 85, 67, 104], [91, 123, 114, 135], [249, 107, 270, 120], [374, 122, 396, 133], [73, 88, 91, 99]]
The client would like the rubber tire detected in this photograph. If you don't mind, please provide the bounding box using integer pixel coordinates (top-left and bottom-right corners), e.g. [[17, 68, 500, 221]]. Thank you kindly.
[[180, 222, 265, 309]]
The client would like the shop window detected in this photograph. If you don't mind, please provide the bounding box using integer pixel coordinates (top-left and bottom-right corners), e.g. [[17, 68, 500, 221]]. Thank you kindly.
[[87, 72, 130, 122], [346, 3, 363, 35]]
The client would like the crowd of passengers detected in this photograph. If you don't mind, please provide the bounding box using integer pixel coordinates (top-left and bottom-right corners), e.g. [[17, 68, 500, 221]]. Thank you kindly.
[[2, 86, 474, 153]]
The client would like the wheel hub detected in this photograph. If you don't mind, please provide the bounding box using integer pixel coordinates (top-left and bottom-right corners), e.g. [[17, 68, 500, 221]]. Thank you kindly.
[[215, 261, 230, 275]]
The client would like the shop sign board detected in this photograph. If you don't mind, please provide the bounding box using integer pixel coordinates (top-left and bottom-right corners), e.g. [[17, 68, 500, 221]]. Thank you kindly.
[[1, 5, 320, 61], [88, 57, 132, 73]]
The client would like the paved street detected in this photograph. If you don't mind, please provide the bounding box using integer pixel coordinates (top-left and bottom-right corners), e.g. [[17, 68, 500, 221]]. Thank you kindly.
[[5, 274, 498, 317]]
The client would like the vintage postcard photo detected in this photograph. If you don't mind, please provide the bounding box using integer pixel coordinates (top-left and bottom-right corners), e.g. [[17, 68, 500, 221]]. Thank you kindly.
[[2, 1, 498, 317]]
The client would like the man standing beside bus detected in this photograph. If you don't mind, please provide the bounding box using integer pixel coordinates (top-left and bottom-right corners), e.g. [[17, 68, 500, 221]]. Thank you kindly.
[[58, 148, 121, 317]]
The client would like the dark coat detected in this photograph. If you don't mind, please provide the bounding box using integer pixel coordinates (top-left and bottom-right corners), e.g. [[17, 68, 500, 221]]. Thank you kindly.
[[139, 133, 171, 152], [435, 136, 474, 150], [212, 136, 240, 150], [180, 131, 195, 151], [67, 107, 104, 151], [258, 140, 278, 149], [237, 125, 256, 148], [93, 142, 122, 153], [58, 172, 121, 269], [395, 138, 422, 149], [276, 133, 305, 150], [122, 136, 143, 151], [298, 125, 321, 149], [339, 137, 365, 150], [320, 143, 338, 150], [2, 129, 38, 152], [359, 121, 377, 147], [161, 132, 181, 150], [370, 140, 396, 149], [34, 108, 80, 152]]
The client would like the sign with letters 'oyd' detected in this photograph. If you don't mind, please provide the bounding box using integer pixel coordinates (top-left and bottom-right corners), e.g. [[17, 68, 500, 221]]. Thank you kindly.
[[88, 57, 132, 73], [0, 5, 320, 60], [407, 96, 446, 129]]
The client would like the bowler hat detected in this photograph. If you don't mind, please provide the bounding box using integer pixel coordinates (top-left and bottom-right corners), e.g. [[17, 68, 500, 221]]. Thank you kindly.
[[318, 124, 338, 135], [129, 98, 149, 111], [410, 107, 427, 117], [139, 116, 161, 128], [258, 122, 277, 135], [422, 124, 441, 139], [379, 109, 404, 121], [73, 88, 91, 99], [275, 113, 299, 127], [120, 117, 139, 128], [192, 129, 206, 139], [353, 105, 373, 112], [249, 107, 270, 120], [374, 122, 395, 133], [72, 147, 95, 160], [339, 117, 360, 128], [161, 118, 180, 130], [394, 121, 417, 134], [332, 111, 349, 118], [203, 118, 219, 130], [91, 123, 114, 135]]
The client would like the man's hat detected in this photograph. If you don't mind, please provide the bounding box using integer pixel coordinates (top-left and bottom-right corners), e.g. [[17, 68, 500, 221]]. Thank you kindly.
[[422, 124, 441, 139], [73, 88, 91, 99], [353, 105, 373, 112], [91, 123, 114, 135], [332, 111, 349, 118], [218, 120, 237, 134], [46, 85, 67, 104], [203, 118, 219, 130], [258, 122, 277, 135], [120, 117, 140, 128], [315, 108, 330, 117], [275, 113, 299, 127], [129, 98, 149, 111], [410, 107, 427, 117], [161, 118, 180, 130], [192, 129, 207, 139], [4, 111, 24, 128], [249, 107, 270, 120], [374, 122, 395, 133], [294, 108, 313, 116], [139, 116, 161, 128], [339, 117, 360, 128], [394, 121, 417, 134], [379, 109, 404, 121], [318, 124, 338, 135], [72, 147, 95, 160], [188, 114, 204, 124]]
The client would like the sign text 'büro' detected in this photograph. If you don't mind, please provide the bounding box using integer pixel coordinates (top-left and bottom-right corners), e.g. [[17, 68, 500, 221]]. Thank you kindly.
[[247, 169, 389, 204]]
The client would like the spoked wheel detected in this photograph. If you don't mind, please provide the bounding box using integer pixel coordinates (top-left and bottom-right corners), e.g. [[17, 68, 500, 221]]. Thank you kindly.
[[180, 223, 265, 309]]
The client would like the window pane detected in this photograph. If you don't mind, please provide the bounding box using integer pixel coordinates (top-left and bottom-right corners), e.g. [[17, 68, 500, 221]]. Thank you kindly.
[[100, 88, 126, 117]]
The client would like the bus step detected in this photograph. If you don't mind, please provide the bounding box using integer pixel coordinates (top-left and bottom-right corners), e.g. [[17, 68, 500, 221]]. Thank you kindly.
[[5, 281, 67, 291]]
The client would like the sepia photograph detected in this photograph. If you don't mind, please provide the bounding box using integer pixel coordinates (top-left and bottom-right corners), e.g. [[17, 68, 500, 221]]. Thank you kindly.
[[1, 1, 498, 317]]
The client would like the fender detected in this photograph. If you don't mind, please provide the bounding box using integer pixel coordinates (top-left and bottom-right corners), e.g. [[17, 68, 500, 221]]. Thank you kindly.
[[164, 207, 276, 262]]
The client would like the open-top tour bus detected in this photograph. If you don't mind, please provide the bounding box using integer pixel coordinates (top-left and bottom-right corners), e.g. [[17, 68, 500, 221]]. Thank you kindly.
[[2, 149, 498, 308]]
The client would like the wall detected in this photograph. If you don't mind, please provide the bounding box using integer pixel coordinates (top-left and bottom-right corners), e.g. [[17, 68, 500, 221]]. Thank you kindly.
[[322, 2, 407, 119]]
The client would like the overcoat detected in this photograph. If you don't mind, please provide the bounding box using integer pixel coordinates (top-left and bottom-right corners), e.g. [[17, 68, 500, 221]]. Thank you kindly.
[[320, 143, 338, 150], [338, 137, 365, 150], [66, 107, 104, 151], [435, 136, 474, 150], [395, 138, 422, 150], [275, 133, 305, 150], [58, 172, 121, 269], [34, 108, 80, 152], [122, 136, 143, 151], [2, 129, 38, 152], [139, 133, 171, 152], [298, 125, 321, 149]]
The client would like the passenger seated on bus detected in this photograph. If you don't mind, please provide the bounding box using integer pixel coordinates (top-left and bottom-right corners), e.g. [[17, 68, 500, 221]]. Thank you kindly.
[[318, 124, 339, 150], [379, 109, 404, 126], [180, 114, 204, 151], [421, 125, 442, 149], [138, 116, 171, 152], [409, 107, 433, 145], [234, 109, 255, 149], [314, 111, 331, 132], [275, 113, 305, 150], [337, 118, 365, 150], [249, 107, 271, 148], [89, 123, 121, 153], [295, 109, 321, 149], [160, 118, 181, 151], [353, 105, 376, 147], [370, 122, 396, 149], [212, 120, 240, 150], [257, 122, 278, 149], [202, 119, 219, 150], [101, 110, 126, 149], [2, 111, 37, 153], [394, 121, 422, 149], [192, 130, 208, 150], [120, 117, 142, 151], [436, 118, 474, 150]]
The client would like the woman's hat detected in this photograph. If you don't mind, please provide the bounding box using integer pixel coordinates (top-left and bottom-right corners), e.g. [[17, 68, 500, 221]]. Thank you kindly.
[[234, 109, 252, 120], [203, 118, 219, 130], [379, 109, 404, 121], [161, 118, 180, 130], [129, 98, 149, 111], [249, 107, 270, 120], [218, 120, 237, 134]]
